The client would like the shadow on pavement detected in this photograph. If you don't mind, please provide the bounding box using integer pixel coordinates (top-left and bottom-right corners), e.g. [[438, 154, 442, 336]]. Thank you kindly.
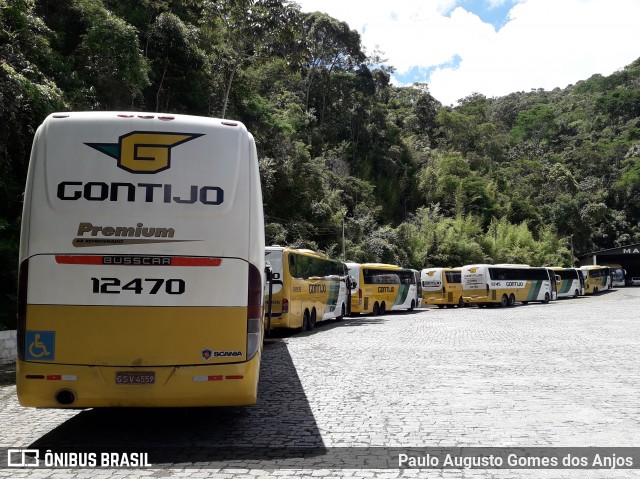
[[28, 340, 326, 466], [0, 362, 16, 386]]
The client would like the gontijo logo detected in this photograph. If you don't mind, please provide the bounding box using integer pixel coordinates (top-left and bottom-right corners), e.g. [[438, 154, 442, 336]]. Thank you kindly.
[[86, 131, 203, 174], [57, 131, 224, 206]]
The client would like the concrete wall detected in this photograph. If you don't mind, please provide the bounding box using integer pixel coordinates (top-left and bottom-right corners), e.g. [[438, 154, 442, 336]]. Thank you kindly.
[[0, 330, 17, 364]]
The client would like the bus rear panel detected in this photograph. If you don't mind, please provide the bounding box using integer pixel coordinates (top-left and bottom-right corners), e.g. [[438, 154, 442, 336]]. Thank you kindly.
[[421, 267, 464, 308], [18, 112, 265, 408]]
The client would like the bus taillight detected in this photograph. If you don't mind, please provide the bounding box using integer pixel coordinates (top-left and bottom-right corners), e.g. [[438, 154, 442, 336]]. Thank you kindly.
[[17, 259, 28, 361], [246, 263, 263, 361], [282, 298, 289, 313]]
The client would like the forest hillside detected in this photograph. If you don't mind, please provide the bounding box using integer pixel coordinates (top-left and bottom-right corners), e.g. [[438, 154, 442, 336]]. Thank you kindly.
[[1, 0, 640, 328]]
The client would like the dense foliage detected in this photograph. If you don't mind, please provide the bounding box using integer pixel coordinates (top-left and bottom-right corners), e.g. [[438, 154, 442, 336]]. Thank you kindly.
[[1, 0, 639, 328]]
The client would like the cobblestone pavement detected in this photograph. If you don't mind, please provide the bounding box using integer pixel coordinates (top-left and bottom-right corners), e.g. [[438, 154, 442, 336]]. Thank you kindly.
[[2, 287, 640, 478]]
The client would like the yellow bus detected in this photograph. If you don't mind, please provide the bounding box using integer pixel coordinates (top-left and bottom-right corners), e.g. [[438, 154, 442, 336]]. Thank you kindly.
[[347, 263, 419, 315], [579, 265, 612, 294], [264, 247, 349, 331], [17, 112, 265, 408], [549, 267, 584, 298], [461, 264, 555, 307], [420, 267, 464, 308]]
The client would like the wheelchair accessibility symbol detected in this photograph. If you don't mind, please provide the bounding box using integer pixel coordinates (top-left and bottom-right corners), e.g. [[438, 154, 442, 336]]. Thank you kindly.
[[25, 331, 55, 361]]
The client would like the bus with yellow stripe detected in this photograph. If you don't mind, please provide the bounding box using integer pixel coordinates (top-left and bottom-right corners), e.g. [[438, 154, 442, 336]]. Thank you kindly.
[[461, 264, 555, 307], [579, 265, 612, 294], [264, 247, 349, 331], [549, 267, 584, 298], [347, 263, 419, 315], [17, 112, 265, 408], [421, 267, 465, 308]]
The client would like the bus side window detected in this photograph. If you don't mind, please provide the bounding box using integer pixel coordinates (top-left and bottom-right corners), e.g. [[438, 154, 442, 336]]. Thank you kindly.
[[288, 254, 297, 278]]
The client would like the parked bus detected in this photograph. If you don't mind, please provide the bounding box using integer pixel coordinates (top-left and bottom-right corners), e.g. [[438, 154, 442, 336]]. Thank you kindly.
[[264, 247, 349, 331], [549, 267, 583, 298], [461, 264, 555, 307], [602, 263, 626, 287], [576, 268, 586, 294], [579, 265, 612, 294], [17, 112, 265, 408], [421, 267, 464, 308], [347, 263, 419, 315], [411, 269, 423, 308]]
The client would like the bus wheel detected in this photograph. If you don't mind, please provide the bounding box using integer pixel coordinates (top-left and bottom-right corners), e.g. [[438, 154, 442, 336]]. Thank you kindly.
[[309, 309, 317, 330], [594, 287, 598, 294], [381, 302, 387, 314], [500, 294, 509, 307], [458, 296, 464, 308], [574, 289, 579, 298], [521, 301, 529, 305], [301, 310, 310, 331], [437, 305, 445, 309], [373, 302, 380, 315], [543, 293, 550, 304], [336, 304, 345, 321], [445, 304, 454, 309], [508, 294, 516, 307], [409, 299, 415, 311]]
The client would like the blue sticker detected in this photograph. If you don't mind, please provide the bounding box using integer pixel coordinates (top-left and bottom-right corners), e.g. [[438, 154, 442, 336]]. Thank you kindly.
[[25, 331, 55, 361]]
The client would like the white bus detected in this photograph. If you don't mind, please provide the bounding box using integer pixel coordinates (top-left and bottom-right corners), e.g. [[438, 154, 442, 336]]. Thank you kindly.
[[461, 264, 555, 307], [603, 264, 626, 288], [549, 267, 583, 298], [18, 112, 265, 408]]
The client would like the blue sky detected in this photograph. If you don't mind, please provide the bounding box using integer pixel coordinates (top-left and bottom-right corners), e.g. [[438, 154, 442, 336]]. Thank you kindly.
[[294, 0, 640, 105]]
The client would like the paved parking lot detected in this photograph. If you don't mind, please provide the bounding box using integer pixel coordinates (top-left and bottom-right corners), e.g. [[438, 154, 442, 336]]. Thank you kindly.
[[2, 287, 640, 478]]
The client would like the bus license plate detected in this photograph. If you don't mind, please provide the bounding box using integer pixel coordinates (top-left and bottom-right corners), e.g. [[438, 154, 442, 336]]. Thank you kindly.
[[115, 371, 155, 385]]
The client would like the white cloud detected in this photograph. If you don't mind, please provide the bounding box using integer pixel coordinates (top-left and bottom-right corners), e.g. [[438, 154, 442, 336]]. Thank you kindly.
[[294, 0, 640, 105]]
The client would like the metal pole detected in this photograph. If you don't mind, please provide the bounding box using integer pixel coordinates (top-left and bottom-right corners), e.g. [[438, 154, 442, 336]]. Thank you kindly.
[[342, 216, 346, 260], [570, 234, 575, 266]]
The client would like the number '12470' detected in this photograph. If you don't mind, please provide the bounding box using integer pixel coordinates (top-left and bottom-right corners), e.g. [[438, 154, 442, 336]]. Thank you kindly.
[[91, 277, 185, 294]]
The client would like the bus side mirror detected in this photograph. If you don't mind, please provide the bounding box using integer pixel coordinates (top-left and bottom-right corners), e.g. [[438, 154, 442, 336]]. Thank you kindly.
[[265, 262, 272, 282]]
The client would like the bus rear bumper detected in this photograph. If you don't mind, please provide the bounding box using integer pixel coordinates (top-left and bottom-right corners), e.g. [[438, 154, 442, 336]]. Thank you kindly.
[[16, 356, 261, 408]]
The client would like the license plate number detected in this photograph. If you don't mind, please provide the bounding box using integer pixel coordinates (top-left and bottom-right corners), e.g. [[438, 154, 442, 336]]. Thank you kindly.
[[115, 371, 155, 385]]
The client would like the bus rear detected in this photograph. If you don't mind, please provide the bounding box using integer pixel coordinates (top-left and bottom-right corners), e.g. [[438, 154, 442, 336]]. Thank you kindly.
[[347, 263, 409, 315], [421, 267, 463, 308], [18, 112, 264, 408]]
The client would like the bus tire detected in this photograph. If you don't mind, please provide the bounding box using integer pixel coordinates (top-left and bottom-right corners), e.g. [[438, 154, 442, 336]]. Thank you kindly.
[[500, 294, 508, 307], [336, 304, 345, 321], [574, 289, 579, 298], [446, 304, 454, 309], [508, 294, 516, 307], [409, 299, 415, 311], [373, 302, 380, 315], [458, 296, 464, 308], [301, 310, 310, 331], [437, 305, 445, 309], [381, 302, 387, 314], [309, 309, 317, 330], [521, 301, 528, 305], [543, 293, 550, 304]]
